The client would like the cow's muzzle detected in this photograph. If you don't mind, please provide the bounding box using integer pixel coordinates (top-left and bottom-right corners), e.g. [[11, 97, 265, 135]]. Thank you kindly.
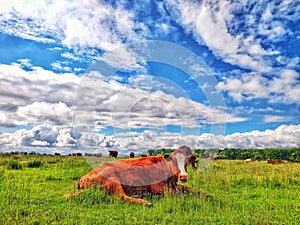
[[179, 173, 188, 182]]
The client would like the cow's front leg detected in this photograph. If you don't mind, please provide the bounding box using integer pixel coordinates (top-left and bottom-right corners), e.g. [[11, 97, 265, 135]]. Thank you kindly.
[[103, 181, 153, 206], [176, 184, 212, 198]]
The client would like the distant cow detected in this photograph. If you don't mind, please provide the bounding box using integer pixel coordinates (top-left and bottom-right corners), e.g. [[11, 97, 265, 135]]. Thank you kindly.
[[267, 159, 286, 164], [129, 152, 135, 158], [141, 154, 147, 157], [85, 153, 102, 157], [190, 159, 198, 170], [108, 150, 118, 158], [71, 152, 82, 156], [67, 146, 210, 206], [207, 156, 222, 160], [178, 145, 192, 156], [244, 158, 256, 163], [202, 152, 210, 159]]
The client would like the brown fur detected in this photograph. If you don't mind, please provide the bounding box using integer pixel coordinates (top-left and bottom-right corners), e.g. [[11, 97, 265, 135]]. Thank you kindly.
[[267, 159, 286, 164]]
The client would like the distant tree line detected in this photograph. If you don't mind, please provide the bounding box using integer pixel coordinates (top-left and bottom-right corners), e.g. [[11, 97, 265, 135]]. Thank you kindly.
[[217, 148, 300, 161], [146, 148, 300, 161]]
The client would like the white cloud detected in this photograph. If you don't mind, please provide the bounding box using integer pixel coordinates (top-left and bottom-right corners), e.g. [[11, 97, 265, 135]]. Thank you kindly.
[[1, 0, 298, 74], [0, 64, 79, 127], [216, 72, 269, 102], [31, 140, 50, 146], [0, 125, 72, 147], [166, 0, 274, 72], [97, 46, 146, 72], [166, 0, 300, 72], [17, 101, 72, 126], [79, 132, 117, 148], [264, 115, 293, 123], [56, 127, 76, 147], [17, 59, 32, 68], [268, 70, 300, 103], [0, 0, 140, 51], [1, 63, 244, 130], [61, 52, 82, 62], [1, 124, 298, 152], [51, 62, 72, 72], [223, 124, 300, 149], [217, 70, 300, 104]]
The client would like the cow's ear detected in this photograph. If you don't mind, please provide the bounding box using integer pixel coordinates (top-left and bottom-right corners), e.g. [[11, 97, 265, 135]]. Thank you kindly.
[[164, 154, 172, 161], [188, 155, 197, 163]]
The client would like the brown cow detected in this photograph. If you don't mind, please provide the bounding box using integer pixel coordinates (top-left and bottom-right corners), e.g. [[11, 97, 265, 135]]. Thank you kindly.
[[207, 156, 222, 160], [267, 159, 286, 164], [68, 147, 210, 206], [129, 152, 135, 158], [71, 152, 82, 156], [108, 150, 118, 158]]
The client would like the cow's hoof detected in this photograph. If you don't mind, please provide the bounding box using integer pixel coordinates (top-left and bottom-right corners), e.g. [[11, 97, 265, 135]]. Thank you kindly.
[[145, 202, 153, 207], [198, 191, 212, 198]]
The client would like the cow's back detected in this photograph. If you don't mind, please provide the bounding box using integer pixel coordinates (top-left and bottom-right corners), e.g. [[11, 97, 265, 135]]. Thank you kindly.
[[119, 156, 165, 166], [91, 156, 169, 187]]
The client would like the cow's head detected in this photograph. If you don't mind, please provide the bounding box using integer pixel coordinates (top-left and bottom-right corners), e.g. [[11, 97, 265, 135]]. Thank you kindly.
[[164, 149, 197, 183]]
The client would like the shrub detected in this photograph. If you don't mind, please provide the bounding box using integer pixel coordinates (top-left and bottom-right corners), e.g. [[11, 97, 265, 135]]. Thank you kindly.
[[7, 160, 22, 170], [28, 160, 43, 168]]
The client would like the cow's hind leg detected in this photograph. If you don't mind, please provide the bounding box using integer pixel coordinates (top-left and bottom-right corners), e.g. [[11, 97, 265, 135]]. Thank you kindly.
[[65, 190, 84, 198], [176, 184, 212, 198], [103, 181, 153, 206]]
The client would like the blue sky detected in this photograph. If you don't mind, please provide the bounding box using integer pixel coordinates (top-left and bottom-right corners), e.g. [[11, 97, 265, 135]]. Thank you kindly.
[[0, 0, 299, 154]]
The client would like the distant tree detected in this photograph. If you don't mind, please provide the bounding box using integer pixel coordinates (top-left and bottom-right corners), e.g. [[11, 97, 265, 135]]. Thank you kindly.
[[147, 149, 155, 156], [194, 149, 205, 157], [239, 151, 253, 160], [145, 147, 299, 161]]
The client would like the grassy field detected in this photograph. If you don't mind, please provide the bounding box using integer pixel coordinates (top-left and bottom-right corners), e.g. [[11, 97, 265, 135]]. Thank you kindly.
[[0, 154, 299, 225]]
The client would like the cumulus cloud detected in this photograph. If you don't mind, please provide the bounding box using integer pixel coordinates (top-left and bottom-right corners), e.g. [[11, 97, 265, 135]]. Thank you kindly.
[[0, 125, 75, 147], [0, 64, 79, 127], [222, 124, 300, 149], [73, 73, 245, 132], [217, 69, 300, 104], [1, 124, 298, 153], [1, 63, 243, 131], [117, 124, 300, 150], [17, 102, 71, 125]]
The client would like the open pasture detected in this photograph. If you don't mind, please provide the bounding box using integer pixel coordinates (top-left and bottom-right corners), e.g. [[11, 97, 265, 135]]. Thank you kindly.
[[0, 154, 299, 225]]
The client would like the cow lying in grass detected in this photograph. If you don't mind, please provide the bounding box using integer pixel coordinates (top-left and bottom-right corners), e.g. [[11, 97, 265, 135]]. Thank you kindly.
[[67, 146, 210, 206], [266, 159, 287, 164]]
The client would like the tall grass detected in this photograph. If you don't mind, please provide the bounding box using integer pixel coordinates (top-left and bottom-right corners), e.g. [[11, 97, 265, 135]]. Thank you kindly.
[[0, 155, 299, 224]]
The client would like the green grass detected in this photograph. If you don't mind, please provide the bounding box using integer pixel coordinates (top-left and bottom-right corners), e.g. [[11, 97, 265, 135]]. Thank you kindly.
[[0, 154, 299, 224]]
